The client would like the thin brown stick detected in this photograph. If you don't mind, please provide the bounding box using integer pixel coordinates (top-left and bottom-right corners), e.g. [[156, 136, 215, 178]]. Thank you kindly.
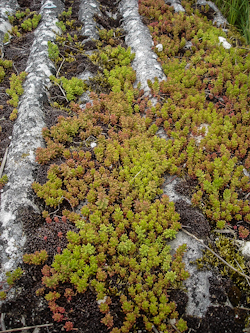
[[0, 147, 8, 179], [152, 326, 159, 333], [165, 175, 178, 185], [12, 62, 19, 75], [54, 82, 68, 102], [182, 228, 250, 282], [169, 322, 182, 333], [56, 58, 65, 78], [0, 323, 53, 333], [235, 259, 250, 287]]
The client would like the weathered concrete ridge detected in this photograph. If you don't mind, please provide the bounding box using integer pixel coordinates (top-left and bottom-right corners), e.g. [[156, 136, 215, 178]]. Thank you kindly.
[[79, 0, 101, 41], [0, 0, 19, 46], [0, 0, 64, 282], [119, 0, 166, 92]]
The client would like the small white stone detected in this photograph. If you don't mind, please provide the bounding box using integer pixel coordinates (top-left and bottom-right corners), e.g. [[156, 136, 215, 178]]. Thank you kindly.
[[156, 44, 163, 52], [169, 319, 176, 325], [90, 142, 97, 148], [218, 36, 231, 49], [43, 2, 57, 9], [243, 168, 250, 177], [241, 241, 250, 258], [97, 296, 107, 305], [184, 41, 193, 49]]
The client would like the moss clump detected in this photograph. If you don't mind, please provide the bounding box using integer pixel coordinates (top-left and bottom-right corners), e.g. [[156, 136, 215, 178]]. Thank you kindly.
[[196, 235, 249, 293]]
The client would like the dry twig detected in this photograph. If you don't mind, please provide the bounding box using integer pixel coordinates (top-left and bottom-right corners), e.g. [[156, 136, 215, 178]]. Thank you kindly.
[[0, 147, 8, 179], [0, 323, 53, 333], [182, 228, 250, 283]]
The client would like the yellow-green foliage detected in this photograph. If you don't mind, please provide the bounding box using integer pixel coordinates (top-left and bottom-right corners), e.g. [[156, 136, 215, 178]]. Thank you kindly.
[[6, 72, 27, 107], [8, 9, 41, 36], [0, 267, 23, 300], [50, 75, 87, 102], [139, 0, 250, 230], [0, 59, 12, 82], [197, 235, 249, 291], [29, 27, 189, 331], [0, 175, 8, 190]]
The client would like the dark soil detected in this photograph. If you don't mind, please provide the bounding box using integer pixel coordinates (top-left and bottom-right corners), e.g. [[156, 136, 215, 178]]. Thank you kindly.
[[174, 199, 211, 240], [185, 305, 246, 333], [17, 0, 41, 12], [192, 4, 217, 22]]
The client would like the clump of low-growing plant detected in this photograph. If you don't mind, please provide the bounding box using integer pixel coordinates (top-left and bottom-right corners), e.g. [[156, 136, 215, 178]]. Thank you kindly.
[[0, 267, 23, 300], [0, 59, 12, 82], [6, 71, 27, 110], [25, 24, 189, 331], [138, 0, 250, 313], [29, 90, 189, 331], [0, 175, 8, 190], [139, 0, 250, 230], [8, 9, 41, 37]]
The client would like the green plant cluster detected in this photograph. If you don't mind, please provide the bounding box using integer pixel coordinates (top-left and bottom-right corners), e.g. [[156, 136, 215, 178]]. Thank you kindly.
[[6, 71, 27, 109], [48, 41, 60, 61], [139, 0, 250, 231], [0, 267, 23, 300], [0, 174, 8, 190], [50, 75, 87, 102], [214, 0, 250, 44], [55, 7, 73, 33], [196, 235, 249, 292], [0, 59, 12, 82], [90, 45, 136, 94], [47, 7, 129, 107], [98, 28, 124, 46], [8, 9, 41, 37], [28, 30, 189, 331], [46, 8, 88, 109], [23, 250, 48, 265]]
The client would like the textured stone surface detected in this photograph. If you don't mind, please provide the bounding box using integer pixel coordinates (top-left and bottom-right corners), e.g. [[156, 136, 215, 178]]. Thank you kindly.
[[166, 0, 185, 13], [0, 0, 19, 45], [169, 232, 212, 317], [0, 0, 64, 280], [197, 0, 228, 27], [119, 0, 166, 92], [79, 0, 101, 41]]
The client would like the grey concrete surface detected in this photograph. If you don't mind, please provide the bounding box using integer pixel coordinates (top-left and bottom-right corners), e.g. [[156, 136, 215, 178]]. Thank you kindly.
[[0, 0, 19, 46], [119, 0, 166, 93], [0, 0, 64, 283]]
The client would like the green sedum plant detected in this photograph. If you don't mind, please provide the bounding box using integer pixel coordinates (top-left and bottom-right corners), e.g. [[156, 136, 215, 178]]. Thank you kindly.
[[0, 267, 23, 300], [28, 27, 189, 332], [139, 0, 250, 230], [8, 9, 41, 37], [6, 71, 27, 107]]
